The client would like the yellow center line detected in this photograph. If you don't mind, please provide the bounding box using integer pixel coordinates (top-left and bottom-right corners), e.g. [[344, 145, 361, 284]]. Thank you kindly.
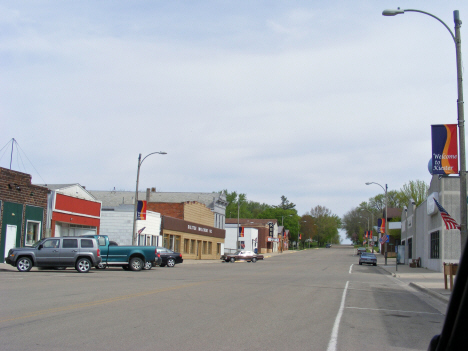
[[0, 281, 204, 323]]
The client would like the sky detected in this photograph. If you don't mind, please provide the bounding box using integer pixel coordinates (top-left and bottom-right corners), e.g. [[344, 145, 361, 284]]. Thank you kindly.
[[2, 1, 468, 243]]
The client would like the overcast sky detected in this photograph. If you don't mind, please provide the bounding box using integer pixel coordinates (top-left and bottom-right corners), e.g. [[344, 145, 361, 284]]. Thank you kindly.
[[2, 1, 468, 230]]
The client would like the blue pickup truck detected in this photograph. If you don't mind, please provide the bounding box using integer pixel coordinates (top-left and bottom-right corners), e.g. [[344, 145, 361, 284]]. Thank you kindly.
[[83, 235, 161, 271]]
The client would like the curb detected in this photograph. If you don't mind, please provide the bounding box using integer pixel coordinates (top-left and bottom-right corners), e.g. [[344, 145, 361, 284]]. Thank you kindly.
[[409, 282, 450, 303]]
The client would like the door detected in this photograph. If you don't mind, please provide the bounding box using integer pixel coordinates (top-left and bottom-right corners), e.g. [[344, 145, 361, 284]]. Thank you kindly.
[[197, 241, 202, 260], [36, 238, 61, 266], [60, 238, 79, 266], [4, 225, 17, 259]]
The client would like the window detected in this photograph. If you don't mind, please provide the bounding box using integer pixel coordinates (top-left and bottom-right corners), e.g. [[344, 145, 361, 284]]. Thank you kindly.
[[203, 241, 207, 255], [208, 242, 212, 255], [191, 240, 196, 254], [408, 238, 413, 259], [63, 239, 78, 248], [430, 231, 440, 259], [217, 243, 221, 255], [81, 239, 94, 248], [184, 239, 190, 254], [25, 221, 41, 246], [98, 237, 106, 246], [43, 239, 60, 248]]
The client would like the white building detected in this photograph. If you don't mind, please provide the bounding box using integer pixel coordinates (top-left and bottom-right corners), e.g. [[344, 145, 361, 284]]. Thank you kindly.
[[224, 226, 259, 253], [100, 204, 162, 246]]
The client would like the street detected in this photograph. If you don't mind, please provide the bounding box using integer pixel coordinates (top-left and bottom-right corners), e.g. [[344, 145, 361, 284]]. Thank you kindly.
[[0, 247, 446, 351]]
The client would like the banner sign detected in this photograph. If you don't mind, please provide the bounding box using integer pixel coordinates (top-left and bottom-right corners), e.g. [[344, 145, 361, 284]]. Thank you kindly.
[[239, 227, 244, 237], [137, 200, 147, 220], [377, 218, 385, 234], [431, 124, 458, 175]]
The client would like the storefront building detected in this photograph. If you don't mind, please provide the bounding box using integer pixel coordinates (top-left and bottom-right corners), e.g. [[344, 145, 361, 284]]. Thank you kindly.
[[162, 216, 225, 260], [43, 184, 101, 237], [0, 167, 48, 262], [225, 219, 279, 254]]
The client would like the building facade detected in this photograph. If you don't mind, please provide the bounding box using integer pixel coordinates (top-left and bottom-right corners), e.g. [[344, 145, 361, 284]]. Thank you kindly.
[[225, 219, 279, 254], [100, 204, 162, 246], [43, 184, 102, 237], [90, 190, 228, 229], [0, 167, 48, 262], [401, 175, 463, 272]]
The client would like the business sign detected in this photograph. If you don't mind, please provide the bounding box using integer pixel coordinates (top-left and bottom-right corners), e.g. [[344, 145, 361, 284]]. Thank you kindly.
[[137, 200, 147, 220], [267, 237, 280, 242], [431, 124, 458, 175], [268, 222, 274, 237]]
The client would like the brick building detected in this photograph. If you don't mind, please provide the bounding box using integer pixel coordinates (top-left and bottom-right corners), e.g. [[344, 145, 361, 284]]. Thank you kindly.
[[1, 167, 48, 262]]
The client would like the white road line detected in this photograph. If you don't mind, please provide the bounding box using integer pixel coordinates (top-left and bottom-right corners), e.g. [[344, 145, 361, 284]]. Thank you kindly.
[[327, 281, 349, 351], [346, 306, 442, 315], [349, 264, 353, 274]]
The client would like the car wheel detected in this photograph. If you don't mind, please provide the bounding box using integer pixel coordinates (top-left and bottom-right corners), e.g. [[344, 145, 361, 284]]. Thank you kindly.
[[122, 265, 130, 270], [251, 257, 257, 263], [143, 261, 153, 270], [129, 257, 143, 271], [167, 258, 175, 267], [96, 262, 107, 269], [16, 257, 33, 272], [359, 262, 362, 265], [373, 263, 377, 266], [230, 257, 235, 263], [75, 258, 91, 273]]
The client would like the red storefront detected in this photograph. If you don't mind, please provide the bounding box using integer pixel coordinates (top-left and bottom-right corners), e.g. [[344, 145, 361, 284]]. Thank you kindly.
[[45, 184, 101, 237]]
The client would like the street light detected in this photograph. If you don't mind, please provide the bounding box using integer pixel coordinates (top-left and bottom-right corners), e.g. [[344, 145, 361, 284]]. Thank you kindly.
[[382, 8, 467, 250], [132, 151, 167, 245], [366, 182, 388, 264]]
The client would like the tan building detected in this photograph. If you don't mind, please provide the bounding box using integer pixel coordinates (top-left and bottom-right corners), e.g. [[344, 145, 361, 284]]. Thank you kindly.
[[152, 201, 225, 260]]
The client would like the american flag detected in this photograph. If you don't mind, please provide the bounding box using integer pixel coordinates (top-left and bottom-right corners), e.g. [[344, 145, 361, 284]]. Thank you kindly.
[[434, 199, 461, 230]]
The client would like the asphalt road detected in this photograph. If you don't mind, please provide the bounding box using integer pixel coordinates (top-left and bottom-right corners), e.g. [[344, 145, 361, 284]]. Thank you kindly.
[[0, 248, 446, 351]]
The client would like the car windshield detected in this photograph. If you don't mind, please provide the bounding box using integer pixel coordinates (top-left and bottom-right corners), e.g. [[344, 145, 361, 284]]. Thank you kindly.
[[361, 253, 376, 258]]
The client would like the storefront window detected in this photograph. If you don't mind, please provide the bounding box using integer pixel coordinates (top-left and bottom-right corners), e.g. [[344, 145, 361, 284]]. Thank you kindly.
[[174, 236, 180, 253], [191, 240, 196, 254], [208, 242, 212, 254], [184, 239, 190, 253], [25, 221, 41, 246]]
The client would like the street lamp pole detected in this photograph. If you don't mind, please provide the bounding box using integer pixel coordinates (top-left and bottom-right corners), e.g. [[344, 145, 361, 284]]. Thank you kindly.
[[366, 182, 388, 264], [382, 8, 467, 250], [132, 151, 167, 246]]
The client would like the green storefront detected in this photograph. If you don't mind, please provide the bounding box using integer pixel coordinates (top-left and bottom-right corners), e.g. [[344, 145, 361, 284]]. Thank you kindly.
[[1, 202, 44, 263]]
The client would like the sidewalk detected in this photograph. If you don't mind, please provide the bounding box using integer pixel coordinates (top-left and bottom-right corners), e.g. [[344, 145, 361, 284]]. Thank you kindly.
[[377, 257, 452, 303]]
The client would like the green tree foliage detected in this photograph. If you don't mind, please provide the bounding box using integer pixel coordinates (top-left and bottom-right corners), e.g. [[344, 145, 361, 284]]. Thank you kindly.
[[397, 180, 428, 207], [277, 195, 296, 210], [299, 214, 316, 246], [342, 207, 369, 244], [307, 205, 341, 246]]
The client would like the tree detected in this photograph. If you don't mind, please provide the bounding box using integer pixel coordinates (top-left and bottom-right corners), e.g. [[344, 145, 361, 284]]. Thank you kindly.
[[277, 196, 296, 210], [307, 205, 341, 246], [342, 207, 368, 244], [397, 180, 428, 207], [299, 214, 316, 247]]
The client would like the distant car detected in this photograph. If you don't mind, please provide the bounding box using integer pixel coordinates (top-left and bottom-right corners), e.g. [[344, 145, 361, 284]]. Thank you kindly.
[[326, 244, 332, 248], [156, 247, 183, 267], [221, 250, 264, 263], [359, 253, 377, 266], [356, 247, 367, 255]]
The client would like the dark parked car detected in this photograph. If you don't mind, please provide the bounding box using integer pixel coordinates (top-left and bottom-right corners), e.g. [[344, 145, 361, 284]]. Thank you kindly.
[[156, 247, 183, 267], [326, 244, 332, 248], [359, 253, 377, 266]]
